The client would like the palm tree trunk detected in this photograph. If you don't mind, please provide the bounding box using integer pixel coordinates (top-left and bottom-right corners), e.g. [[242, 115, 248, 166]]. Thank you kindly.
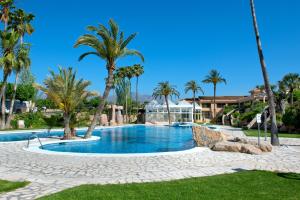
[[0, 73, 8, 130], [193, 91, 196, 123], [136, 76, 139, 120], [5, 72, 19, 129], [125, 87, 128, 123], [84, 66, 114, 138], [213, 84, 216, 119], [165, 96, 171, 125], [128, 78, 131, 123], [250, 0, 279, 146], [63, 113, 71, 140]]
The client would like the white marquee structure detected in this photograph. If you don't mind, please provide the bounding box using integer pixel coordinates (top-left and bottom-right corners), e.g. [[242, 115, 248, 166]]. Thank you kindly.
[[145, 99, 202, 124]]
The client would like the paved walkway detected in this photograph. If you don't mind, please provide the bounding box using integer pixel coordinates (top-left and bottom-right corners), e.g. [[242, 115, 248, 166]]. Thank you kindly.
[[0, 130, 300, 199]]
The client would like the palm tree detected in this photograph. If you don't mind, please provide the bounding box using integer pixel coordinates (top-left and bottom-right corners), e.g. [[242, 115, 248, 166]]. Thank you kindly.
[[0, 0, 13, 30], [152, 82, 179, 125], [5, 9, 34, 128], [132, 64, 144, 111], [250, 0, 279, 146], [115, 67, 130, 122], [281, 73, 300, 105], [185, 80, 204, 122], [0, 30, 19, 129], [34, 67, 95, 139], [74, 19, 144, 138], [202, 70, 226, 119], [6, 44, 30, 128]]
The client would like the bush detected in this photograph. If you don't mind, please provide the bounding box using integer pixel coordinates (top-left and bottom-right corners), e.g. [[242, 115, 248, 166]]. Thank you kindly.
[[43, 114, 63, 128], [282, 103, 300, 132], [36, 98, 57, 109], [11, 112, 46, 129]]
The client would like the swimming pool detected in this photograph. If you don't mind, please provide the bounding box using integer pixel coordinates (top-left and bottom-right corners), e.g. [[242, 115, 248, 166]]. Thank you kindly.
[[0, 131, 64, 142], [42, 125, 195, 154]]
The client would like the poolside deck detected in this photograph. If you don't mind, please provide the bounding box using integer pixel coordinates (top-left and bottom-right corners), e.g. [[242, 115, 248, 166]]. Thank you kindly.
[[0, 127, 300, 199]]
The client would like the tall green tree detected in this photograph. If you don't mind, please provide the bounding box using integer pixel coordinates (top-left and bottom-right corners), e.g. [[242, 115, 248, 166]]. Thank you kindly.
[[280, 73, 300, 105], [115, 67, 130, 122], [0, 0, 13, 30], [152, 82, 179, 125], [185, 80, 204, 122], [74, 19, 144, 138], [250, 0, 279, 145], [34, 67, 95, 139], [202, 70, 226, 119], [132, 64, 144, 111], [0, 30, 19, 129], [5, 44, 31, 128]]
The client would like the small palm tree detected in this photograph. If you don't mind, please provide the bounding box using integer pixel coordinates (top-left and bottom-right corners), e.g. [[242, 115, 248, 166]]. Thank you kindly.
[[185, 80, 204, 122], [34, 67, 95, 139], [202, 70, 226, 119], [281, 73, 300, 105], [152, 82, 179, 125], [74, 19, 144, 138], [132, 64, 144, 110], [115, 67, 130, 122]]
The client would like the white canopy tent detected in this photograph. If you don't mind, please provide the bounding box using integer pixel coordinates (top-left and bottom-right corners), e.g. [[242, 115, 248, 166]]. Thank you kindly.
[[145, 99, 202, 124]]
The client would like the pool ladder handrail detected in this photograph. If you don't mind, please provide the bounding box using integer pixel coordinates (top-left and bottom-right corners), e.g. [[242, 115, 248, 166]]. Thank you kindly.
[[27, 132, 43, 149]]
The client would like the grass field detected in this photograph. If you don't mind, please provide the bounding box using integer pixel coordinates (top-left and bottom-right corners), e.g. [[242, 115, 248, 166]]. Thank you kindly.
[[40, 171, 300, 200], [244, 129, 300, 138], [0, 180, 29, 194]]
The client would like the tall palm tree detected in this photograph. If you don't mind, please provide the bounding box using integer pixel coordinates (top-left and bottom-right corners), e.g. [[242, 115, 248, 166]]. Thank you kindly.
[[115, 67, 130, 122], [152, 82, 179, 125], [202, 70, 226, 119], [281, 73, 300, 105], [132, 64, 144, 111], [74, 19, 144, 138], [5, 9, 34, 128], [34, 67, 95, 139], [6, 44, 30, 128], [250, 0, 279, 146], [0, 30, 19, 129], [0, 0, 13, 30], [185, 80, 204, 122]]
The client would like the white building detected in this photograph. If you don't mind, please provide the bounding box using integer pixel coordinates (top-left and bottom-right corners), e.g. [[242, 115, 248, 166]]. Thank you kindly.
[[145, 99, 202, 124]]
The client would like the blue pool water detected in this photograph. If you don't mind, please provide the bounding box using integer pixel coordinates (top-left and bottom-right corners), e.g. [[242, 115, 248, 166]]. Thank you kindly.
[[0, 131, 64, 142], [42, 125, 195, 154]]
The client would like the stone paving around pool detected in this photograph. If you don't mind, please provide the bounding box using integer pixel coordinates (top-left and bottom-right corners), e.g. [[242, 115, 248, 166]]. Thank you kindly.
[[0, 128, 300, 200]]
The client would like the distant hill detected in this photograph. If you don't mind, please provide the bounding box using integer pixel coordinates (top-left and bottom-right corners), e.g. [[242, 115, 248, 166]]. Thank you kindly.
[[107, 93, 153, 103]]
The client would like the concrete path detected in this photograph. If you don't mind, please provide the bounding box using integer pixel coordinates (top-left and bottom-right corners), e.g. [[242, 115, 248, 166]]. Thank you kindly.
[[0, 129, 299, 199]]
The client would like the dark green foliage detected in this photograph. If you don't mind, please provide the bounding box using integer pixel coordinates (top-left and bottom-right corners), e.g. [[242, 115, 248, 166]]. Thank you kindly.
[[3, 83, 36, 101], [11, 112, 46, 128], [282, 102, 300, 132], [43, 114, 63, 129], [39, 171, 300, 200], [35, 98, 57, 109]]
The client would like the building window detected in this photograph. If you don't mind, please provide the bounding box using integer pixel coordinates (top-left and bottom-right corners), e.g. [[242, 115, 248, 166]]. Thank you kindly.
[[202, 111, 211, 119], [202, 103, 210, 108]]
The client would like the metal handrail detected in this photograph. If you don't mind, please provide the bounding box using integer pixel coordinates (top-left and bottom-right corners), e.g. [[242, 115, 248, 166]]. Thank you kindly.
[[27, 132, 43, 149]]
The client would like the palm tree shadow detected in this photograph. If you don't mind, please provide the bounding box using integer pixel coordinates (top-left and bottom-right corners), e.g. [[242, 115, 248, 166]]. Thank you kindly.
[[277, 173, 300, 180]]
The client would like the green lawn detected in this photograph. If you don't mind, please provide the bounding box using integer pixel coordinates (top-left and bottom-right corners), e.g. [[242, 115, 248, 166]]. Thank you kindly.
[[39, 171, 300, 200], [0, 180, 29, 194], [244, 129, 300, 138]]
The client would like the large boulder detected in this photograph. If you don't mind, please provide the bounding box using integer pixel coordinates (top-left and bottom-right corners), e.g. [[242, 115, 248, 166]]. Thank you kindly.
[[240, 144, 262, 155], [232, 137, 272, 152], [192, 126, 227, 147], [211, 141, 242, 152]]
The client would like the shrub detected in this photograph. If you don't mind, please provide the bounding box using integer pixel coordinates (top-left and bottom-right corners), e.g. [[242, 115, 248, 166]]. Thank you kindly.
[[282, 103, 300, 132], [11, 112, 46, 129]]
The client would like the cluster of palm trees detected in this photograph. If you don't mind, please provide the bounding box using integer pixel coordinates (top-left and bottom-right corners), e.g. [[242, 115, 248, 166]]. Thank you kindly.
[[152, 69, 226, 126], [115, 64, 144, 122], [0, 0, 34, 129]]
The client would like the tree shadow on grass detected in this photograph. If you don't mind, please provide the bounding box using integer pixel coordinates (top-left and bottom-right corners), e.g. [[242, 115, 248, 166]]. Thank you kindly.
[[277, 173, 300, 180]]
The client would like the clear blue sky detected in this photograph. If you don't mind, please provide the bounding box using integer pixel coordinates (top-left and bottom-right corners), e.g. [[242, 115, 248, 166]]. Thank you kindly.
[[14, 0, 300, 98]]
